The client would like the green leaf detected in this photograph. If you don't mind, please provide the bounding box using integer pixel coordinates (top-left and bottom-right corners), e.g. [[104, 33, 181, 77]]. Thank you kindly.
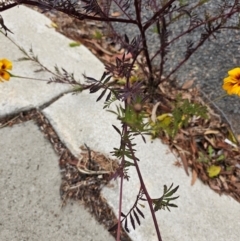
[[124, 160, 135, 167], [163, 185, 167, 194], [92, 30, 103, 40], [216, 154, 225, 161], [167, 203, 178, 208], [197, 152, 209, 163], [164, 185, 179, 197], [164, 196, 179, 201], [17, 57, 31, 61], [69, 42, 81, 47], [179, 0, 188, 6], [207, 145, 214, 156]]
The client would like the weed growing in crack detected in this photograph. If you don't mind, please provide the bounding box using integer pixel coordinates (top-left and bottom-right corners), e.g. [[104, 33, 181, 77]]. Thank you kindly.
[[1, 0, 240, 240]]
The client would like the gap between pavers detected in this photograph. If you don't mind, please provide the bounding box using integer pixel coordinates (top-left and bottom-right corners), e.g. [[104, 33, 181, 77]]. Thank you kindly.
[[0, 121, 114, 241]]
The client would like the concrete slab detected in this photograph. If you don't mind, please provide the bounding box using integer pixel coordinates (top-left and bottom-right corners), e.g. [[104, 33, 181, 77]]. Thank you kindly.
[[42, 91, 120, 157], [0, 6, 104, 118], [0, 121, 114, 241]]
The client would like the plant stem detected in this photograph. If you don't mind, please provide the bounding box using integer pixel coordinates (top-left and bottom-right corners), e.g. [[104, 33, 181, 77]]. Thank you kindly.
[[116, 123, 128, 241], [116, 173, 124, 241], [126, 138, 163, 241], [134, 0, 153, 85], [208, 93, 228, 103], [143, 0, 176, 31], [1, 0, 138, 24]]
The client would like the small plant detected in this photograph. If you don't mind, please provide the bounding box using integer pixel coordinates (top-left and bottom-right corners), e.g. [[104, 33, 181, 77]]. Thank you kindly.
[[92, 30, 103, 39], [151, 95, 208, 138], [1, 0, 240, 240]]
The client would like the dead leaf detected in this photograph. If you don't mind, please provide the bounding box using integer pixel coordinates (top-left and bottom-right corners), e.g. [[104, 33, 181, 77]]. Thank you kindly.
[[191, 169, 198, 185], [207, 165, 221, 178], [111, 11, 122, 17], [237, 135, 240, 143], [158, 83, 167, 94], [204, 135, 216, 148], [181, 92, 192, 101], [84, 39, 114, 56], [190, 138, 197, 155], [219, 175, 229, 190], [204, 129, 219, 135], [179, 152, 189, 176], [151, 102, 161, 122], [209, 181, 221, 191], [181, 79, 194, 89], [215, 140, 230, 150], [46, 22, 58, 28]]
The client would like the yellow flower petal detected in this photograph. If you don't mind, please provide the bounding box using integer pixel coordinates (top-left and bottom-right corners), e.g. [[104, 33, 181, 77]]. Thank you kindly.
[[0, 59, 12, 70], [223, 67, 240, 96], [228, 67, 240, 78], [0, 70, 10, 81]]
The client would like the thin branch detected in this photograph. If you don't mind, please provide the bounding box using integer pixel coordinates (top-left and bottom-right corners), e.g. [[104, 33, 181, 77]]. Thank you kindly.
[[126, 138, 163, 241], [0, 0, 138, 24], [143, 0, 176, 31], [164, 23, 222, 82], [151, 8, 239, 63], [134, 0, 153, 85]]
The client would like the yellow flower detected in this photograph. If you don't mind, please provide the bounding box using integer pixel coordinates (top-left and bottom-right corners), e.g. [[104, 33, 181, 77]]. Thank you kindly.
[[0, 58, 12, 82], [222, 67, 240, 96]]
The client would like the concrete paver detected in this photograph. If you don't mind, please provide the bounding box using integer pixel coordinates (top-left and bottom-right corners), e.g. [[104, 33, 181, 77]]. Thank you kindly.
[[0, 6, 104, 118], [0, 121, 114, 241]]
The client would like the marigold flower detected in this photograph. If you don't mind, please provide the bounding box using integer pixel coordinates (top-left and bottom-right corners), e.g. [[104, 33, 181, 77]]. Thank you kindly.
[[222, 67, 240, 96], [0, 58, 12, 82]]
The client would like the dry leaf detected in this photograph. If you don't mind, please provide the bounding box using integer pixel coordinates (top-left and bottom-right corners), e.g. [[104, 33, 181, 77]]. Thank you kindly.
[[209, 181, 221, 191], [219, 175, 228, 190], [204, 135, 216, 148], [204, 129, 219, 135], [181, 79, 194, 89], [84, 39, 114, 56], [179, 152, 189, 176], [216, 140, 230, 150], [158, 83, 166, 94], [111, 11, 122, 17], [151, 102, 161, 122], [191, 169, 198, 185], [190, 138, 197, 155], [237, 135, 240, 143], [181, 92, 192, 100], [207, 165, 221, 178], [51, 22, 58, 28]]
